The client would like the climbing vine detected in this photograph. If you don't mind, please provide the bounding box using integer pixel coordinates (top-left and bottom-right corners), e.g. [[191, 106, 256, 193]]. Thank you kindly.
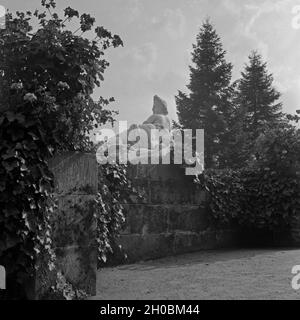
[[96, 163, 141, 266], [0, 0, 122, 299]]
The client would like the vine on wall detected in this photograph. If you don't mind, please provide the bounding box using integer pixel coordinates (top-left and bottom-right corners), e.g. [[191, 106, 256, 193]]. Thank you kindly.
[[0, 0, 122, 299]]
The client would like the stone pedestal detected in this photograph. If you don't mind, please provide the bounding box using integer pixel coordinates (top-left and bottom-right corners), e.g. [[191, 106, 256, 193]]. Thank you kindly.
[[48, 152, 98, 296]]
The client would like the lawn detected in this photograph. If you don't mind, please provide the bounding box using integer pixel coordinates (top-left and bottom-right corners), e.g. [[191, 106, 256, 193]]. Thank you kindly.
[[94, 248, 300, 300]]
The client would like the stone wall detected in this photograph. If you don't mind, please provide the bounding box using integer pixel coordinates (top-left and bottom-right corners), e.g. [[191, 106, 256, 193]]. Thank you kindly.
[[47, 152, 98, 296], [108, 164, 300, 266], [109, 164, 238, 265]]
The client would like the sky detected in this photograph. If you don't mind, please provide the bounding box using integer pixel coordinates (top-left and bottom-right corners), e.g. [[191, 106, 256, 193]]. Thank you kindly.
[[2, 0, 300, 126]]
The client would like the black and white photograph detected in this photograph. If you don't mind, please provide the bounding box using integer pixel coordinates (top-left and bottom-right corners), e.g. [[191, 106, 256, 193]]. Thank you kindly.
[[0, 0, 300, 310]]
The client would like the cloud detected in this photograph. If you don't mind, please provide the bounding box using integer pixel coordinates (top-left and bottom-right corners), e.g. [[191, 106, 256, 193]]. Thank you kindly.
[[222, 0, 242, 15], [152, 8, 187, 40], [164, 8, 187, 39], [95, 0, 300, 123], [125, 0, 143, 24], [130, 42, 158, 79], [129, 0, 141, 16], [239, 0, 295, 58]]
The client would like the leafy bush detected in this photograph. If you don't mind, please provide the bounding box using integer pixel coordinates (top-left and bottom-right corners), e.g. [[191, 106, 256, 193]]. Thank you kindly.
[[0, 0, 122, 299], [41, 271, 88, 300], [96, 163, 141, 266], [198, 126, 300, 231]]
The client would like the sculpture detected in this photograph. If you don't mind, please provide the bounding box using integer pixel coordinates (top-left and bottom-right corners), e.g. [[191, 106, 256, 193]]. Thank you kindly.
[[141, 95, 171, 131], [96, 95, 172, 165], [128, 95, 171, 150], [96, 95, 204, 174]]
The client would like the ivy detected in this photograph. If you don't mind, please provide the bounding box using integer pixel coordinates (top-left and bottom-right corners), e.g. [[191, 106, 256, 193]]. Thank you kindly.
[[96, 163, 140, 266], [0, 0, 122, 299]]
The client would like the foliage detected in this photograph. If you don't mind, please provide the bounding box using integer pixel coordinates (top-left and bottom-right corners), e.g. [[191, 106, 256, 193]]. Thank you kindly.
[[238, 51, 283, 132], [197, 169, 244, 227], [96, 163, 140, 266], [176, 19, 233, 168], [41, 271, 88, 300], [250, 125, 300, 172], [198, 126, 300, 231], [176, 22, 288, 170], [229, 51, 285, 167], [0, 94, 57, 299], [0, 0, 122, 299], [286, 109, 300, 124]]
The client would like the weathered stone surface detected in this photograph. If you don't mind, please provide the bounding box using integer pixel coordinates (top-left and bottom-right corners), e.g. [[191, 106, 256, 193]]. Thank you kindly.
[[55, 245, 97, 295], [127, 163, 187, 181], [108, 163, 238, 266], [48, 152, 98, 296], [49, 152, 97, 195], [29, 152, 98, 299], [123, 179, 206, 204], [51, 195, 96, 248], [108, 230, 238, 265], [119, 233, 175, 262], [172, 229, 237, 253], [121, 204, 209, 235], [148, 180, 205, 204], [168, 205, 209, 232], [125, 163, 205, 205], [153, 95, 168, 113], [111, 162, 300, 267]]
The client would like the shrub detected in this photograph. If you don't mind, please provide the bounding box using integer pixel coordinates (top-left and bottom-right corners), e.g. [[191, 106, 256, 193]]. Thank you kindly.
[[0, 0, 122, 299], [198, 126, 300, 231]]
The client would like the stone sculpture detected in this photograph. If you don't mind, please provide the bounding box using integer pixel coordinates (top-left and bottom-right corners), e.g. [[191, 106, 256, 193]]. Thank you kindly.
[[128, 95, 171, 150], [96, 95, 172, 165]]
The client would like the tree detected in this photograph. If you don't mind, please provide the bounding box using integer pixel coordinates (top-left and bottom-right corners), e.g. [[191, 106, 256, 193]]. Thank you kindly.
[[236, 51, 284, 145], [229, 51, 285, 167], [176, 19, 233, 168]]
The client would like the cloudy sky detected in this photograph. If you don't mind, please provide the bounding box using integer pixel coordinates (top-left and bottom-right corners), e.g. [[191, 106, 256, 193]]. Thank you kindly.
[[3, 0, 300, 125]]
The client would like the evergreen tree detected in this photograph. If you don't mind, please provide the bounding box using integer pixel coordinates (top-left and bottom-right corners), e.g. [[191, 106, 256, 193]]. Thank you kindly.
[[229, 51, 284, 167], [176, 19, 233, 168], [237, 51, 283, 140]]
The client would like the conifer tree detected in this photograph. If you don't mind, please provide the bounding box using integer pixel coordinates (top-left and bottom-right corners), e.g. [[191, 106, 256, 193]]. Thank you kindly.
[[237, 51, 283, 140], [230, 51, 284, 166], [176, 19, 233, 168]]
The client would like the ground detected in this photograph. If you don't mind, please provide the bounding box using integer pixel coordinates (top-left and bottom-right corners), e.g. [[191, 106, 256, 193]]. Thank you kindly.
[[94, 248, 300, 300]]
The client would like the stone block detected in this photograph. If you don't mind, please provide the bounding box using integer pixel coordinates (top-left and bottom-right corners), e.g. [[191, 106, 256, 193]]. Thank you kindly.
[[26, 152, 99, 299], [125, 170, 205, 205], [51, 195, 97, 248], [55, 245, 97, 295], [116, 233, 175, 262], [49, 152, 97, 195], [168, 205, 209, 232], [107, 229, 238, 265], [122, 204, 209, 235], [106, 163, 239, 267], [127, 163, 188, 181], [122, 204, 169, 234]]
